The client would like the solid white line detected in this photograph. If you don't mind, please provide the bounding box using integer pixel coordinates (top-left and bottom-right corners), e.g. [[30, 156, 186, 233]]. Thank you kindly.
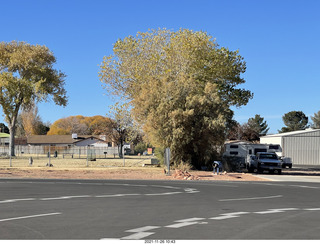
[[219, 195, 283, 201], [0, 212, 61, 222], [304, 208, 320, 211]]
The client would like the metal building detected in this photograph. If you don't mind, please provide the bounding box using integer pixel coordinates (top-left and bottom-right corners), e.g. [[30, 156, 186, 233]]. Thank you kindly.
[[260, 128, 320, 166]]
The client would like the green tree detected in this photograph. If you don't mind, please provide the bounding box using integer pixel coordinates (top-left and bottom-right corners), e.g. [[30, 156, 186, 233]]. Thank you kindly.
[[0, 41, 67, 156], [279, 111, 308, 133], [99, 29, 253, 169], [247, 114, 269, 136], [311, 111, 320, 129], [0, 123, 9, 133]]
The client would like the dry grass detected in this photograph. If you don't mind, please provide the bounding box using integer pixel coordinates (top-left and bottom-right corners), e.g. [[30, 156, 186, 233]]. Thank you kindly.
[[0, 155, 153, 168]]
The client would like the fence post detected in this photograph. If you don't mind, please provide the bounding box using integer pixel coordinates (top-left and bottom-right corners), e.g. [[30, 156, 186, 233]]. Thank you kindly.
[[86, 145, 88, 167]]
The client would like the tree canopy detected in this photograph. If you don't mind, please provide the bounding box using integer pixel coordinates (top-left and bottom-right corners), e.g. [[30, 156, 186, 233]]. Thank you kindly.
[[247, 114, 269, 136], [0, 41, 67, 155], [99, 29, 253, 168], [279, 111, 309, 133], [311, 110, 320, 129], [47, 115, 113, 135]]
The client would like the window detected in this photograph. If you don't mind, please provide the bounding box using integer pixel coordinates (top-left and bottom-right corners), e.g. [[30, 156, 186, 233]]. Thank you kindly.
[[269, 145, 279, 150], [108, 142, 112, 147], [249, 149, 252, 154], [230, 145, 239, 149], [230, 151, 238, 155]]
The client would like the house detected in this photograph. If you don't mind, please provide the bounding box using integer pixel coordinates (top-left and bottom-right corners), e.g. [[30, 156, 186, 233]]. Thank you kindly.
[[27, 134, 112, 147], [0, 133, 10, 146], [260, 128, 320, 167]]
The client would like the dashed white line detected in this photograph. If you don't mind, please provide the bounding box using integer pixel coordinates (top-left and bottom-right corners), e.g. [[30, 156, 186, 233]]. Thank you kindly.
[[175, 217, 206, 222], [0, 198, 35, 203], [219, 195, 283, 201], [122, 232, 155, 240], [0, 212, 61, 222], [254, 208, 299, 214], [165, 221, 199, 228]]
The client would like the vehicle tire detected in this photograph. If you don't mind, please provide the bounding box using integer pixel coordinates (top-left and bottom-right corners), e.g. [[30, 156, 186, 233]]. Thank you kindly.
[[277, 169, 282, 175], [248, 166, 254, 173], [257, 167, 263, 174]]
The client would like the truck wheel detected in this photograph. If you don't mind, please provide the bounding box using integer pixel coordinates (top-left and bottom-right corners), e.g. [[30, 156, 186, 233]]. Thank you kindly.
[[277, 169, 282, 175], [248, 166, 254, 173]]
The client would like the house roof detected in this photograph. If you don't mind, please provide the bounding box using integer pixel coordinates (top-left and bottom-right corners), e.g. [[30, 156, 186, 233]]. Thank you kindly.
[[261, 128, 320, 138], [27, 135, 99, 145], [0, 133, 10, 138]]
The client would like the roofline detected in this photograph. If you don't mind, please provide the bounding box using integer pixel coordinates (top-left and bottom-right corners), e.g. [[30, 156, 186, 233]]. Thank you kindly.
[[261, 129, 320, 138]]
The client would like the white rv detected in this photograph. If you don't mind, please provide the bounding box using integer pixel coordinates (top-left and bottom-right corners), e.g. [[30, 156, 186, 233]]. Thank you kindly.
[[223, 141, 282, 170]]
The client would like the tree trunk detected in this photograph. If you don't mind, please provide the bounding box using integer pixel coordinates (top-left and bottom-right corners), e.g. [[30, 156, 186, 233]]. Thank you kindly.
[[8, 125, 16, 157]]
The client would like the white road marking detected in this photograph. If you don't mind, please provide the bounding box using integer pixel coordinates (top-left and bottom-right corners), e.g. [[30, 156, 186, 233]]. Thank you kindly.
[[121, 226, 160, 240], [304, 208, 320, 211], [165, 221, 199, 228], [0, 198, 35, 203], [125, 226, 160, 233], [145, 192, 183, 196], [40, 195, 91, 200], [219, 195, 283, 201], [121, 232, 155, 240], [175, 217, 205, 222], [210, 212, 250, 220], [254, 208, 299, 214], [0, 212, 61, 222], [210, 215, 239, 220], [289, 185, 319, 189], [112, 207, 320, 240], [95, 194, 141, 198]]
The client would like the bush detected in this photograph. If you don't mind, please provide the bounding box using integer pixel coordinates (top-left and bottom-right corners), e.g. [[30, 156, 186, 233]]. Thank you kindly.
[[154, 147, 165, 166]]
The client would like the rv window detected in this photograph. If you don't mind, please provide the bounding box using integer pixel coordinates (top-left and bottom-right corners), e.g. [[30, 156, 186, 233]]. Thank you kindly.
[[269, 145, 279, 150], [230, 145, 239, 149], [230, 151, 238, 155]]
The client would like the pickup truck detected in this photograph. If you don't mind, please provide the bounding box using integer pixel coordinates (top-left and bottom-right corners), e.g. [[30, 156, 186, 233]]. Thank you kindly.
[[247, 152, 282, 174]]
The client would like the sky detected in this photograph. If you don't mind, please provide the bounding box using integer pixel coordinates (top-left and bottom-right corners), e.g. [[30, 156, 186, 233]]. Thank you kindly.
[[0, 0, 319, 134]]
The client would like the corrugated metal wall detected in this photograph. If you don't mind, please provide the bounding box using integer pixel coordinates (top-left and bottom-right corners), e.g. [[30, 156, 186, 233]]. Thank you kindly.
[[284, 130, 320, 166]]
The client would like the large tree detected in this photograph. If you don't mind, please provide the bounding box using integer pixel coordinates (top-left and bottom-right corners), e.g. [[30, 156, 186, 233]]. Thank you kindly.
[[0, 41, 67, 156], [47, 115, 113, 135], [99, 29, 253, 168], [247, 114, 269, 136], [108, 103, 136, 158], [279, 111, 308, 133], [311, 110, 320, 129]]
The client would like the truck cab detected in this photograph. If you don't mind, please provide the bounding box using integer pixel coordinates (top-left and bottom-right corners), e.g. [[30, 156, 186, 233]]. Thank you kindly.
[[248, 152, 282, 174]]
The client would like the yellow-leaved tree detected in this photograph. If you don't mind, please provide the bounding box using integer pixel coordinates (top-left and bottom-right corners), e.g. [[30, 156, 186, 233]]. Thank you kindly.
[[0, 41, 67, 156], [99, 29, 253, 169]]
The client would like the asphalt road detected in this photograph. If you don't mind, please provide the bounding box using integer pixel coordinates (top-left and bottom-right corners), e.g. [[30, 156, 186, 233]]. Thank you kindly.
[[1, 178, 320, 240]]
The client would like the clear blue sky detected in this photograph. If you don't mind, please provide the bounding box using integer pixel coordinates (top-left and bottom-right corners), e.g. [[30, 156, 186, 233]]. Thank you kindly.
[[1, 0, 319, 134]]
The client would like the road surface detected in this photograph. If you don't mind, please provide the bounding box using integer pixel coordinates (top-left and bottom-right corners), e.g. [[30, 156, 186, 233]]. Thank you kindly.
[[1, 178, 320, 240]]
